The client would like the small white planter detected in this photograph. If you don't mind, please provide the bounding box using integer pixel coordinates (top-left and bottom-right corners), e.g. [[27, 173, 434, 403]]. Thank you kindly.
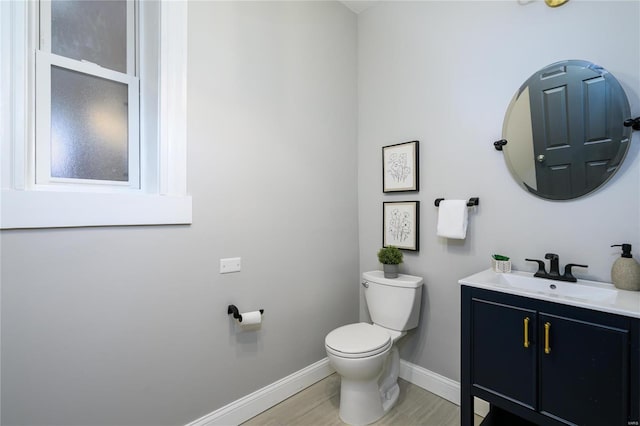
[[491, 258, 511, 273]]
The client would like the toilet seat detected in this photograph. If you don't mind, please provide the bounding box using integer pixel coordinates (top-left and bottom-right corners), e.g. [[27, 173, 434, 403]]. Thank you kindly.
[[325, 323, 392, 359]]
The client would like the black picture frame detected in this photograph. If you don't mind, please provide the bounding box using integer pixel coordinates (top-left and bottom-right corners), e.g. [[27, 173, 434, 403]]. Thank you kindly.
[[382, 140, 419, 193], [383, 201, 419, 251]]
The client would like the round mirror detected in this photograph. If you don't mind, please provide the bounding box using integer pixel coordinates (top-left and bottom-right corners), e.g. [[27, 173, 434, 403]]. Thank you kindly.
[[502, 59, 632, 200]]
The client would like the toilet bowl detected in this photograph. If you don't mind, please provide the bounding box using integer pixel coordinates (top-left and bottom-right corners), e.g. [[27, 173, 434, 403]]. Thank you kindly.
[[325, 322, 404, 425], [325, 271, 423, 425]]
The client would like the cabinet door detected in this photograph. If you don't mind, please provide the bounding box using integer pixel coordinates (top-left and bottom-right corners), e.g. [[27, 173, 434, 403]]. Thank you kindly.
[[471, 298, 537, 409], [539, 313, 629, 426]]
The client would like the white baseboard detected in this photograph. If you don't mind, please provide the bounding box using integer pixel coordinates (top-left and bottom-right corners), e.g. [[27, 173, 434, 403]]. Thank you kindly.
[[399, 359, 490, 418], [185, 357, 488, 426], [185, 358, 335, 426]]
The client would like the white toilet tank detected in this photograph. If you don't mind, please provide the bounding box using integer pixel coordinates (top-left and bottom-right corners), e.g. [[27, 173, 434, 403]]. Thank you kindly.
[[362, 271, 424, 331]]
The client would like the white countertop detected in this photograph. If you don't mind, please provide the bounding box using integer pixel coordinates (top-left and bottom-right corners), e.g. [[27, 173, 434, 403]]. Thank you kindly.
[[459, 268, 640, 319]]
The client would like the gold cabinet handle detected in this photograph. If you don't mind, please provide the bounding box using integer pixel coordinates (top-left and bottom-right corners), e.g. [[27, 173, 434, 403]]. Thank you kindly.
[[523, 317, 530, 348], [544, 322, 551, 354]]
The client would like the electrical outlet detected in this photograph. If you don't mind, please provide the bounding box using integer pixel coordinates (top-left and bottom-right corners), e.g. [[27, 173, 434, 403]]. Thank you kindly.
[[220, 257, 241, 274]]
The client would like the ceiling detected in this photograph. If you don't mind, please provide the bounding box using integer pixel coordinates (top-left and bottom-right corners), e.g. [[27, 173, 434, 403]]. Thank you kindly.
[[340, 1, 378, 14]]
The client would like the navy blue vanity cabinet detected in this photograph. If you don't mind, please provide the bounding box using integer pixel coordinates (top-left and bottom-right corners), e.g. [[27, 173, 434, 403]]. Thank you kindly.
[[461, 285, 640, 426], [471, 298, 537, 409], [537, 311, 629, 425]]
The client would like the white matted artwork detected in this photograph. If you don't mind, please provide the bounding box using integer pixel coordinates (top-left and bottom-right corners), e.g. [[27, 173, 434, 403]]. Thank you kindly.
[[383, 201, 419, 251], [383, 140, 419, 192]]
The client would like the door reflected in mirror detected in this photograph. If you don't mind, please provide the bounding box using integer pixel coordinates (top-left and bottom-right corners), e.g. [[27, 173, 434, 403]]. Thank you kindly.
[[502, 60, 632, 200]]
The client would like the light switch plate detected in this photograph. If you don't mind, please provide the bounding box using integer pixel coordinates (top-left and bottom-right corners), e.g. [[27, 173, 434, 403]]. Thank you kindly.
[[220, 257, 241, 274]]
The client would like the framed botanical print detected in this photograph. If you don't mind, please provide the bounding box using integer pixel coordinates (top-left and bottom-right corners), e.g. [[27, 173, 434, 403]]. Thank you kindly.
[[383, 201, 419, 251], [382, 140, 419, 192]]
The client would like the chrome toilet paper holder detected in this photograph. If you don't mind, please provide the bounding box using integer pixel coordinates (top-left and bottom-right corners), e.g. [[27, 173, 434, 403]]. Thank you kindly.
[[227, 304, 264, 322]]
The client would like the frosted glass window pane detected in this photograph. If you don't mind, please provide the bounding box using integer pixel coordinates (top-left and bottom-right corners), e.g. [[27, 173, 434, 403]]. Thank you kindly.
[[51, 0, 127, 73], [51, 66, 129, 182]]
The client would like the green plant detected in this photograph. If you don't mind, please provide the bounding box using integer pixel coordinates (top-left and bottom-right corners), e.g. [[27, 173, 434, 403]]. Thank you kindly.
[[377, 246, 403, 265]]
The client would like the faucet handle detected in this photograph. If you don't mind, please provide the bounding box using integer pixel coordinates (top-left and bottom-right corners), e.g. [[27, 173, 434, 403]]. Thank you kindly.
[[563, 263, 588, 282], [525, 258, 547, 277]]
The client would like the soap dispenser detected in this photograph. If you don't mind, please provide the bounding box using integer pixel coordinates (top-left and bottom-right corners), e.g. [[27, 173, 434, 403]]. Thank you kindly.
[[611, 244, 640, 291]]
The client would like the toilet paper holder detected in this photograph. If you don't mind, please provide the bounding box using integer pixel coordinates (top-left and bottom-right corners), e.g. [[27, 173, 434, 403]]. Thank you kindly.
[[227, 304, 264, 322]]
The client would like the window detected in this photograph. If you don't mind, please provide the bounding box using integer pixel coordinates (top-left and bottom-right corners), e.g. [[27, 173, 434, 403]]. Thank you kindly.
[[1, 0, 191, 229], [37, 0, 139, 188]]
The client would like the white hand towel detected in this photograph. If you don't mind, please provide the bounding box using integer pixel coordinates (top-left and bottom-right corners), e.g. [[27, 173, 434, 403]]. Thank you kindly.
[[437, 200, 468, 239]]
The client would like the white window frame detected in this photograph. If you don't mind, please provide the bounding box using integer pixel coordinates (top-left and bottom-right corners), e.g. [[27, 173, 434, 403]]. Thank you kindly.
[[36, 0, 140, 189], [36, 52, 141, 189], [1, 0, 191, 229]]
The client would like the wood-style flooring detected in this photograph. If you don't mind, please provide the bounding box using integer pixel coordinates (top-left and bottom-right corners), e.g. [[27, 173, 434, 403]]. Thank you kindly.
[[242, 373, 484, 425]]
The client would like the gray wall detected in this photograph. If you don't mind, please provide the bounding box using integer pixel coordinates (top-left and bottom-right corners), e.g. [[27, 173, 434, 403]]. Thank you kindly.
[[358, 0, 640, 382], [0, 2, 358, 425]]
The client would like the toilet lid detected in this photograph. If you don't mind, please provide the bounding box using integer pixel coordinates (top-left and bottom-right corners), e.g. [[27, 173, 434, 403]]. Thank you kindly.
[[325, 323, 391, 358]]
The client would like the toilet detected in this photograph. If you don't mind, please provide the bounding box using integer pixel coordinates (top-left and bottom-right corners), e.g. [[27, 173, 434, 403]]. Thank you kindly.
[[325, 270, 424, 425]]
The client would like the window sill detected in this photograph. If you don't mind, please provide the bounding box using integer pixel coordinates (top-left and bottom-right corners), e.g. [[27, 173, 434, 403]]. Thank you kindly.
[[1, 189, 192, 229]]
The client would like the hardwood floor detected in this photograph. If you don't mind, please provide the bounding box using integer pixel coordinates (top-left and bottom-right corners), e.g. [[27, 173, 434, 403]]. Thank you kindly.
[[242, 374, 484, 425]]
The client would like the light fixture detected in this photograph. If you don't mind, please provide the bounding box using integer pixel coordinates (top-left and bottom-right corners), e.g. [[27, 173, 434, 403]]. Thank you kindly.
[[545, 0, 569, 7]]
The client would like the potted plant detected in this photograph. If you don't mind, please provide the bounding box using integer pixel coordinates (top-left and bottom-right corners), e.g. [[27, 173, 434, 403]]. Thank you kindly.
[[377, 246, 403, 278]]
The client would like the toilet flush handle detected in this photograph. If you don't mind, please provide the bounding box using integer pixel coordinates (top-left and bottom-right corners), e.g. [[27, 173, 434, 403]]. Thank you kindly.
[[361, 281, 369, 288]]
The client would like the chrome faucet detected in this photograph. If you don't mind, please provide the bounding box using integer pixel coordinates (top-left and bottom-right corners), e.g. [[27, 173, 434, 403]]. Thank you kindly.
[[525, 253, 588, 283]]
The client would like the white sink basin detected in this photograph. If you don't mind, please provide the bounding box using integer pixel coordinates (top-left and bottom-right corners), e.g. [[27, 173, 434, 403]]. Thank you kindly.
[[494, 272, 618, 302], [459, 269, 640, 318]]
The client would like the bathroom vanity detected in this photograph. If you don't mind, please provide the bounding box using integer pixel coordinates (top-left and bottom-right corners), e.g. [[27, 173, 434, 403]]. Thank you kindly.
[[459, 269, 640, 426]]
